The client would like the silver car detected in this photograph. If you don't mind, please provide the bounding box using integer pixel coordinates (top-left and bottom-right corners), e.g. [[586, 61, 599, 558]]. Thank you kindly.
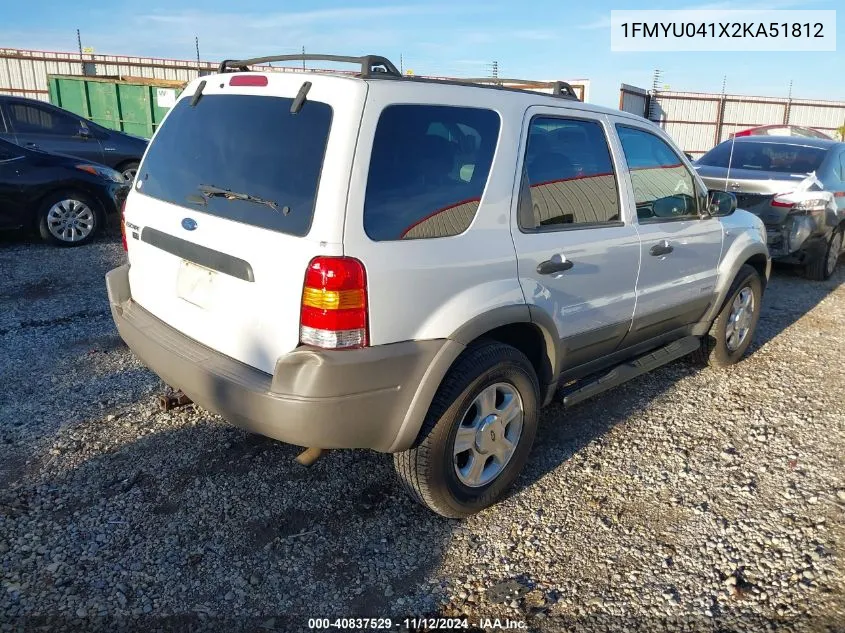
[[696, 136, 845, 280]]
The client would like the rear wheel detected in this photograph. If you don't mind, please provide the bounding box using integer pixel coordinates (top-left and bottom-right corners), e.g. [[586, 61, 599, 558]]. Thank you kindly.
[[694, 264, 763, 368], [393, 341, 539, 518], [805, 229, 842, 281], [37, 191, 100, 246], [119, 161, 140, 183]]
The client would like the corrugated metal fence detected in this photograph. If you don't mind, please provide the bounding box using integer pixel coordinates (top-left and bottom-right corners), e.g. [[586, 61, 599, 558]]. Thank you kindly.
[[619, 84, 845, 157], [1, 47, 590, 104], [0, 48, 318, 101]]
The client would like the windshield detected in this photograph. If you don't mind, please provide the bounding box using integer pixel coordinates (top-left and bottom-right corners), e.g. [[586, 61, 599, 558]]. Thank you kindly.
[[137, 94, 332, 236], [697, 141, 827, 174]]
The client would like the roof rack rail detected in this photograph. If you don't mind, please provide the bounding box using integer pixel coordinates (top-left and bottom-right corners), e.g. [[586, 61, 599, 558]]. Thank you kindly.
[[461, 78, 580, 100], [217, 54, 401, 78]]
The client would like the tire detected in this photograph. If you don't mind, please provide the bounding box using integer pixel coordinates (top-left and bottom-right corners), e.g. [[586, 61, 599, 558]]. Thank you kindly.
[[119, 161, 140, 183], [804, 229, 842, 281], [693, 264, 763, 368], [393, 341, 539, 518], [37, 191, 100, 247]]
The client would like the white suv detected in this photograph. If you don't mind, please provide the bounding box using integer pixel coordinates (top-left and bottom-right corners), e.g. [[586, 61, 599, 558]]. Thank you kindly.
[[107, 54, 770, 517]]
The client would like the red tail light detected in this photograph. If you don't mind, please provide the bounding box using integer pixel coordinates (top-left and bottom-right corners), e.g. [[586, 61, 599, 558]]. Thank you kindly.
[[771, 193, 795, 208], [229, 75, 268, 87], [120, 199, 128, 251], [300, 257, 368, 349]]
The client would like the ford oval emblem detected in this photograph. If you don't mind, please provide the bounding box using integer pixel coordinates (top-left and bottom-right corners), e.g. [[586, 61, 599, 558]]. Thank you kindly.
[[181, 218, 197, 231]]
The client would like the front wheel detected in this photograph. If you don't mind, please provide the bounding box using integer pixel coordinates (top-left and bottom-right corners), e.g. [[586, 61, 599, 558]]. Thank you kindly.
[[694, 264, 763, 368], [393, 341, 539, 518]]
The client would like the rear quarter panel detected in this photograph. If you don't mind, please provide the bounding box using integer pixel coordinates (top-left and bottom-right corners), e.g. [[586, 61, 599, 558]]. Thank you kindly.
[[342, 83, 528, 345]]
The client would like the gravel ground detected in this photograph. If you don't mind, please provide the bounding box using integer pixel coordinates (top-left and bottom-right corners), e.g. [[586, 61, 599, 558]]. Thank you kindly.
[[1, 235, 843, 633]]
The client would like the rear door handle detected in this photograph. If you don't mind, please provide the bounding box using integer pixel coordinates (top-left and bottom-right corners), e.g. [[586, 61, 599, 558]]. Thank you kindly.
[[650, 241, 674, 257], [25, 142, 39, 149], [537, 257, 574, 275]]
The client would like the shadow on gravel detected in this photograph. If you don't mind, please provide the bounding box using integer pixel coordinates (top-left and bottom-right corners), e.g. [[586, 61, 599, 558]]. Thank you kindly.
[[751, 264, 844, 350], [4, 263, 843, 632], [511, 265, 844, 500]]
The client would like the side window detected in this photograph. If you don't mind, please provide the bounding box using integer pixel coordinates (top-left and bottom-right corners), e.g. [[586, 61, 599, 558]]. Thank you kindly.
[[615, 124, 700, 221], [364, 105, 500, 241], [520, 117, 620, 230], [839, 151, 845, 181], [9, 103, 80, 136]]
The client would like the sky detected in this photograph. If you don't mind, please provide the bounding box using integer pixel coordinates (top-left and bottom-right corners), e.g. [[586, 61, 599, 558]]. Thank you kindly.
[[1, 0, 842, 107]]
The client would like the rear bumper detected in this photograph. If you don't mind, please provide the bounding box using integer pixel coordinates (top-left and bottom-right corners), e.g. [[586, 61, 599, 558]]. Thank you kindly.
[[766, 225, 828, 262], [106, 264, 451, 452]]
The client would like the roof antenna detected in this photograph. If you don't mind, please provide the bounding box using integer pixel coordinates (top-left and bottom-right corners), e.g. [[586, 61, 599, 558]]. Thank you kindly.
[[190, 79, 207, 107], [290, 81, 312, 114]]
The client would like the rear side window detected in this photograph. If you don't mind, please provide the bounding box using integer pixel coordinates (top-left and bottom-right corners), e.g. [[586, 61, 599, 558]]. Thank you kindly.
[[138, 95, 332, 237], [520, 117, 620, 229], [364, 105, 500, 241], [9, 103, 80, 135]]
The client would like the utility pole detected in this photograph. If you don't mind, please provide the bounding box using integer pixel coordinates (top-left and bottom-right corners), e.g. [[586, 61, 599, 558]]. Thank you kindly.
[[400, 54, 404, 75], [492, 60, 498, 79], [195, 36, 201, 70], [784, 79, 794, 125], [302, 46, 306, 70], [649, 69, 663, 121]]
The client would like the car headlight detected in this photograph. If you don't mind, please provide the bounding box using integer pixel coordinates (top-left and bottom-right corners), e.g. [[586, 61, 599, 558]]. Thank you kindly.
[[76, 164, 125, 183]]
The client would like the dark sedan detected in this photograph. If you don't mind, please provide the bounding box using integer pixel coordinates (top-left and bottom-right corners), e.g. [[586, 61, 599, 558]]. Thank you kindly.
[[0, 138, 129, 246], [0, 96, 148, 181], [696, 136, 845, 280]]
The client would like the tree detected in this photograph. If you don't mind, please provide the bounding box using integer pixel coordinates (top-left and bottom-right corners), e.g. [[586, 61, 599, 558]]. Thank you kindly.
[[837, 123, 845, 141]]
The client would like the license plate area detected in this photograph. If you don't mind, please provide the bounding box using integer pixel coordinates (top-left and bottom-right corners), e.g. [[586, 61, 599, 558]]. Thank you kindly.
[[176, 260, 217, 309]]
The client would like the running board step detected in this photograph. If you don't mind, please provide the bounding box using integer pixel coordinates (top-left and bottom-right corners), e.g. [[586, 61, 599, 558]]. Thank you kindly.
[[562, 336, 700, 408]]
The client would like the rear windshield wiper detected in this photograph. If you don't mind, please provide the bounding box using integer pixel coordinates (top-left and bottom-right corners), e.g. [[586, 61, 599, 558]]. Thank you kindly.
[[195, 184, 283, 213]]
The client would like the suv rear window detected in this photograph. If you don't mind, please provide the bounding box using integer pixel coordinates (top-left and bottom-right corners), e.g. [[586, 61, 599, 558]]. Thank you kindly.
[[364, 105, 500, 241], [137, 94, 332, 237], [697, 141, 828, 174]]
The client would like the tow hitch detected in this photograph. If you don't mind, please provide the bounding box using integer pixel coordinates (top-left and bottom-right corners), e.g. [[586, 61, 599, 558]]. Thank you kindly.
[[159, 390, 192, 411]]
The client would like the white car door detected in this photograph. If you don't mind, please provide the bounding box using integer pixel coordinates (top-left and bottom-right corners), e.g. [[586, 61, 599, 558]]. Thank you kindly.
[[610, 118, 723, 346], [510, 107, 641, 372]]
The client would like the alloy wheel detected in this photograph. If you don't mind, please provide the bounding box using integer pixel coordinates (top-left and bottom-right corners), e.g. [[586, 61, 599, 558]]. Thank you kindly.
[[725, 287, 754, 352], [453, 382, 524, 488]]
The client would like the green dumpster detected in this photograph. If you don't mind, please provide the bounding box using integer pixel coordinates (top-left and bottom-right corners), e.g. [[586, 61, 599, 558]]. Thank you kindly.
[[47, 75, 184, 139]]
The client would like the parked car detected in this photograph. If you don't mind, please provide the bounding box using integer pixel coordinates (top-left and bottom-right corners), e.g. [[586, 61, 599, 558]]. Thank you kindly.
[[729, 124, 832, 140], [0, 96, 147, 181], [0, 137, 129, 245], [695, 136, 845, 279], [106, 54, 770, 517]]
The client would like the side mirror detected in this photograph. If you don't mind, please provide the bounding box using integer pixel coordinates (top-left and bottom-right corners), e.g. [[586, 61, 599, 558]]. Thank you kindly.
[[77, 125, 92, 139], [708, 190, 737, 217], [684, 152, 695, 162]]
